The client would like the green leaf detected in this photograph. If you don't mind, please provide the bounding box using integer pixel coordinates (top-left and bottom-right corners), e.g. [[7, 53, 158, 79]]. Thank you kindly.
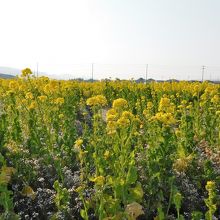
[[0, 153, 5, 164], [53, 180, 60, 191], [179, 214, 185, 220], [103, 195, 120, 215], [126, 166, 137, 184], [114, 182, 124, 199], [80, 209, 87, 219], [129, 182, 144, 202], [192, 211, 203, 220], [157, 205, 165, 220], [173, 192, 182, 210]]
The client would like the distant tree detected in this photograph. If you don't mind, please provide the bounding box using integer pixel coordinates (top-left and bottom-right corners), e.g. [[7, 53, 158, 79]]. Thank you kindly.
[[136, 77, 145, 83]]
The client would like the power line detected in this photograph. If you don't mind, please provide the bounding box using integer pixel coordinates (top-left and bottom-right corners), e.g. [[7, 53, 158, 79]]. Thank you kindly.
[[145, 64, 148, 83], [202, 65, 205, 82], [37, 62, 39, 78]]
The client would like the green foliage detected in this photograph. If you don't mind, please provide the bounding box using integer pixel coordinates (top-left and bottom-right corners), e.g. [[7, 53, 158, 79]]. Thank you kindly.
[[53, 180, 70, 212], [0, 78, 220, 219]]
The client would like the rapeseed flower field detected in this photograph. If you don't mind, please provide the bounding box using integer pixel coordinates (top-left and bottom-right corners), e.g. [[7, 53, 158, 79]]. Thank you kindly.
[[0, 69, 219, 219]]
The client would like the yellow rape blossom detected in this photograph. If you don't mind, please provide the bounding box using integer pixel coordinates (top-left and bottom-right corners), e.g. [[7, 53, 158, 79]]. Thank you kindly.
[[75, 138, 83, 147], [211, 95, 219, 104], [104, 150, 110, 159], [25, 92, 34, 100], [106, 108, 117, 118], [107, 121, 117, 135], [158, 97, 175, 113], [54, 97, 64, 105], [151, 112, 176, 125], [21, 68, 32, 77], [90, 175, 105, 186], [117, 117, 130, 127], [158, 97, 170, 110], [38, 95, 47, 102], [107, 114, 118, 122], [44, 84, 50, 94], [122, 111, 134, 120], [86, 95, 107, 107], [28, 101, 37, 110], [206, 181, 216, 191], [147, 101, 153, 109], [112, 98, 128, 110], [9, 81, 19, 90]]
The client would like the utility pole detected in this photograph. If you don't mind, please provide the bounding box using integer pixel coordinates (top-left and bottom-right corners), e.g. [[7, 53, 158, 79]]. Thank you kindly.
[[145, 64, 148, 83], [202, 65, 205, 82], [37, 62, 39, 78]]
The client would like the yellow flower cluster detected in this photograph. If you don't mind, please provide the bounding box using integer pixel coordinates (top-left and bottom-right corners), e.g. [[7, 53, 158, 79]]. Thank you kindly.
[[143, 101, 154, 119], [117, 117, 130, 128], [28, 101, 37, 110], [21, 68, 32, 77], [104, 150, 110, 159], [151, 112, 176, 125], [211, 95, 219, 104], [147, 101, 153, 109], [38, 95, 47, 102], [90, 175, 105, 186], [44, 81, 59, 94], [54, 97, 65, 105], [9, 81, 19, 90], [75, 138, 83, 147], [121, 110, 135, 120], [106, 108, 118, 134], [158, 97, 175, 113], [206, 181, 216, 191], [86, 95, 107, 107], [112, 98, 128, 110], [106, 108, 118, 121], [74, 138, 85, 158], [117, 110, 135, 128], [106, 121, 117, 134], [106, 103, 135, 134], [25, 92, 34, 100]]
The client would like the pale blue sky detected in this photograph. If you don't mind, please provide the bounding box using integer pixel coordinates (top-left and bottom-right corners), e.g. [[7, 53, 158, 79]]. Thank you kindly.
[[0, 0, 220, 80]]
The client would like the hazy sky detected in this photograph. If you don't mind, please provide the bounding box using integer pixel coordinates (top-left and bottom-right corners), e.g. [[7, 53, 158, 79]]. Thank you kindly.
[[0, 0, 220, 80]]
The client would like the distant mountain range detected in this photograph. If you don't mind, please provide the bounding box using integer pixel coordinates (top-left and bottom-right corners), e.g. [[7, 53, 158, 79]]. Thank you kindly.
[[0, 67, 20, 75], [0, 73, 15, 79], [0, 66, 49, 79], [0, 66, 219, 83], [0, 66, 20, 78]]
